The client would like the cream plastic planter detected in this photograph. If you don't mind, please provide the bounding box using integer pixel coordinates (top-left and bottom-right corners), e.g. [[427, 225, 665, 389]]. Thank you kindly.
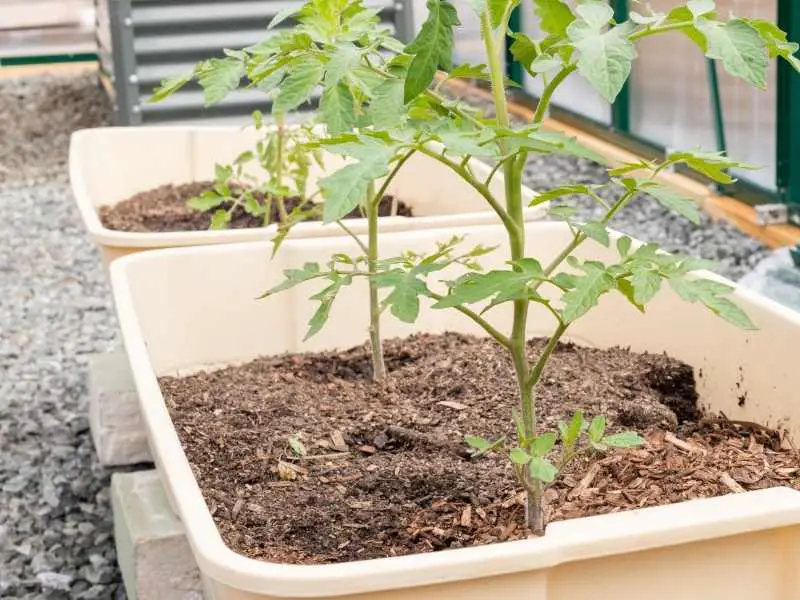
[[110, 222, 800, 600], [69, 125, 543, 265]]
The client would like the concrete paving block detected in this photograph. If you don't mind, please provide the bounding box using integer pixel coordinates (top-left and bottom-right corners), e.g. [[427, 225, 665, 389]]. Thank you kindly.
[[112, 470, 204, 600], [89, 348, 152, 465]]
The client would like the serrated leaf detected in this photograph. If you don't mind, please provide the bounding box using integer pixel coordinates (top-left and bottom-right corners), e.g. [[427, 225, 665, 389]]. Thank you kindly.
[[530, 185, 591, 206], [567, 3, 637, 103], [531, 55, 562, 74], [529, 457, 558, 483], [320, 83, 356, 135], [434, 260, 543, 308], [666, 149, 758, 184], [579, 221, 610, 247], [374, 271, 429, 323], [603, 431, 645, 448], [588, 415, 606, 441], [510, 448, 532, 465], [617, 279, 645, 313], [437, 128, 498, 157], [531, 432, 556, 457], [533, 0, 574, 38], [150, 71, 192, 103], [561, 261, 616, 322], [260, 262, 321, 297], [640, 182, 701, 224], [209, 209, 230, 230], [268, 5, 299, 29], [196, 58, 245, 106], [367, 78, 406, 129], [305, 276, 350, 340], [559, 410, 586, 449], [404, 0, 460, 102], [273, 57, 324, 115], [698, 19, 768, 89], [465, 435, 491, 450], [747, 19, 800, 73], [630, 268, 662, 305], [445, 63, 492, 81], [325, 44, 361, 86], [187, 192, 225, 212], [319, 140, 393, 223], [688, 0, 715, 18], [617, 236, 632, 257], [243, 194, 263, 216], [548, 205, 578, 220], [489, 0, 520, 29], [668, 277, 756, 330]]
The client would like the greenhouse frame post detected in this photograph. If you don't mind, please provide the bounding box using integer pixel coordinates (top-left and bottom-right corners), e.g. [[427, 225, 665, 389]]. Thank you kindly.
[[505, 5, 524, 87], [777, 0, 800, 266], [611, 0, 630, 133]]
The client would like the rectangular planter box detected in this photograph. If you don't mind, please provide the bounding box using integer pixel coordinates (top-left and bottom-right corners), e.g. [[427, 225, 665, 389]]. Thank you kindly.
[[110, 222, 800, 600], [70, 125, 542, 264]]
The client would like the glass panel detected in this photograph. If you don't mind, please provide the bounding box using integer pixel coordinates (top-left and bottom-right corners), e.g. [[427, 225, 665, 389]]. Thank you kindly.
[[630, 0, 777, 190], [520, 4, 611, 124]]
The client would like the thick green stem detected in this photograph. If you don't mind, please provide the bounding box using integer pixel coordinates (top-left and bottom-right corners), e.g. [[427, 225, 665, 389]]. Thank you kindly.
[[533, 65, 576, 124], [275, 114, 288, 224], [366, 181, 387, 383]]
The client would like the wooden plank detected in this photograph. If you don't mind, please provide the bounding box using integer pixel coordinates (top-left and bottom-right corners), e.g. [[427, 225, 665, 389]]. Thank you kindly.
[[442, 78, 800, 250]]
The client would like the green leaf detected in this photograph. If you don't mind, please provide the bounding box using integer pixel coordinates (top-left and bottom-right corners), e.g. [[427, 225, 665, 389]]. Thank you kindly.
[[465, 435, 491, 450], [209, 209, 230, 230], [150, 71, 192, 103], [603, 431, 645, 448], [374, 271, 429, 323], [509, 33, 539, 76], [533, 0, 575, 39], [437, 127, 498, 158], [268, 5, 299, 29], [587, 415, 606, 442], [617, 279, 645, 313], [548, 205, 577, 220], [531, 432, 556, 457], [668, 277, 756, 330], [187, 192, 225, 212], [561, 261, 617, 322], [578, 221, 610, 247], [367, 79, 406, 129], [687, 0, 715, 18], [434, 260, 544, 308], [273, 57, 324, 115], [288, 433, 307, 456], [630, 268, 662, 305], [531, 55, 562, 74], [509, 448, 532, 465], [529, 457, 558, 483], [196, 58, 245, 106], [320, 83, 356, 135], [489, 0, 520, 29], [559, 410, 586, 449], [530, 184, 592, 206], [747, 19, 800, 73], [665, 149, 758, 184], [640, 182, 701, 224], [319, 140, 393, 223], [325, 44, 361, 86], [617, 236, 632, 258], [259, 262, 322, 297], [305, 276, 350, 340], [698, 19, 768, 89], [404, 0, 460, 102], [567, 3, 637, 103]]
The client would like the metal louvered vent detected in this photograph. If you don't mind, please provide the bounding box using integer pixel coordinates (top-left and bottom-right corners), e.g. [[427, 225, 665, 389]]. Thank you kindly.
[[96, 0, 414, 125]]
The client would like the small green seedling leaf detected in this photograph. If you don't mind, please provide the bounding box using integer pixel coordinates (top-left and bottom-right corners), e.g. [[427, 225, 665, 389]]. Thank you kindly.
[[578, 221, 610, 247], [187, 192, 226, 212], [603, 431, 645, 448], [209, 208, 230, 230], [617, 236, 632, 258], [531, 432, 557, 457], [588, 415, 606, 442], [510, 448, 532, 464], [465, 435, 491, 451], [561, 261, 617, 323], [529, 457, 558, 483], [288, 433, 307, 456], [150, 71, 193, 103]]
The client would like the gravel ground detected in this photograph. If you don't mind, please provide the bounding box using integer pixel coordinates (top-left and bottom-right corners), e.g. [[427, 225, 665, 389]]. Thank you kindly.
[[0, 74, 126, 599], [0, 74, 773, 599]]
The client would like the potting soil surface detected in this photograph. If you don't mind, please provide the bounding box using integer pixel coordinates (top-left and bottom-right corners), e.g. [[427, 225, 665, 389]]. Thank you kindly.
[[98, 182, 412, 232], [160, 332, 799, 565]]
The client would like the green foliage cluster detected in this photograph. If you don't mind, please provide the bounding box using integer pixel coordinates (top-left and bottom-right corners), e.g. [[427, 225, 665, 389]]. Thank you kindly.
[[154, 0, 798, 534]]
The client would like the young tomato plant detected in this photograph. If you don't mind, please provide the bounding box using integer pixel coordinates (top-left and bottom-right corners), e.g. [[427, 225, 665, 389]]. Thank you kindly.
[[187, 116, 322, 230], [156, 0, 798, 533]]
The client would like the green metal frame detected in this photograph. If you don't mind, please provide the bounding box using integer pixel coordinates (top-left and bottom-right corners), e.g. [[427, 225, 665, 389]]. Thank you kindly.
[[505, 6, 524, 86], [0, 52, 97, 67], [610, 0, 630, 133]]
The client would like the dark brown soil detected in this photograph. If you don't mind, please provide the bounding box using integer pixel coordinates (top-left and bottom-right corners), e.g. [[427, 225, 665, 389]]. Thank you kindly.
[[160, 333, 799, 565], [98, 181, 412, 232]]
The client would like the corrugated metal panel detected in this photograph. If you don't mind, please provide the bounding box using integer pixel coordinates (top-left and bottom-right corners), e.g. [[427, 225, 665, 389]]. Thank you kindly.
[[98, 0, 413, 125]]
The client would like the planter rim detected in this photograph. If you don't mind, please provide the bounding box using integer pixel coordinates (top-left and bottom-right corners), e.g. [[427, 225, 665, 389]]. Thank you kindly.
[[110, 221, 800, 598], [69, 125, 541, 250]]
